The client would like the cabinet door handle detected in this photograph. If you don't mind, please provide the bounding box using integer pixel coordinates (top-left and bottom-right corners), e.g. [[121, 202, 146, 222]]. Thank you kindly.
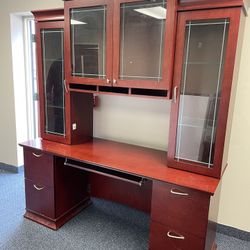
[[64, 80, 68, 93], [170, 188, 189, 196], [32, 153, 43, 158], [33, 185, 45, 191], [107, 79, 111, 84], [113, 79, 117, 85], [173, 86, 178, 103], [167, 231, 185, 240]]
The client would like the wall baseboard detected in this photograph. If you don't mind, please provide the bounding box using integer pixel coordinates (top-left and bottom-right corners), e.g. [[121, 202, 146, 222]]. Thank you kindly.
[[0, 162, 23, 173], [217, 223, 250, 241]]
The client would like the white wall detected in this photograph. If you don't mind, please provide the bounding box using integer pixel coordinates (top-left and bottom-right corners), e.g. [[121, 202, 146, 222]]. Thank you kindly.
[[0, 0, 249, 232], [0, 0, 63, 167], [217, 11, 250, 232], [93, 95, 170, 150], [10, 13, 29, 166]]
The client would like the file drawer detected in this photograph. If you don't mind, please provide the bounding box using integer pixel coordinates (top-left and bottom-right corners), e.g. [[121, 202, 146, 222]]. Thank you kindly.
[[25, 179, 55, 219], [149, 221, 205, 250], [151, 181, 210, 238], [24, 148, 54, 187]]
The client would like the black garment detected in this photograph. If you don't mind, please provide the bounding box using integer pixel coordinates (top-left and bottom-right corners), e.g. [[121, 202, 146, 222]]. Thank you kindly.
[[45, 59, 64, 134], [46, 59, 63, 106]]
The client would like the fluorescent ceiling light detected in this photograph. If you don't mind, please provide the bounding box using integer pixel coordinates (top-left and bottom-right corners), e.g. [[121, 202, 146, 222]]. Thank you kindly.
[[71, 19, 87, 25], [134, 6, 166, 20]]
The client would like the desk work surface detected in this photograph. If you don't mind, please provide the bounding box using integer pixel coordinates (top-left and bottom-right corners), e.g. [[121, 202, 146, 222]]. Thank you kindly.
[[20, 138, 219, 195]]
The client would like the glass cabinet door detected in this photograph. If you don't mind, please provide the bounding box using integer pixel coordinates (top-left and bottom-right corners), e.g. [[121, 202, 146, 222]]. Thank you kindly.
[[41, 27, 65, 136], [168, 9, 241, 177], [176, 18, 229, 167], [65, 0, 113, 85], [113, 0, 175, 90]]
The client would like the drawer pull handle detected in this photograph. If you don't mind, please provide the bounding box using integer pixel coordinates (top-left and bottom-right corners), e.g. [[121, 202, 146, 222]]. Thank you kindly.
[[32, 153, 43, 158], [167, 231, 185, 240], [33, 185, 45, 191], [170, 188, 189, 196]]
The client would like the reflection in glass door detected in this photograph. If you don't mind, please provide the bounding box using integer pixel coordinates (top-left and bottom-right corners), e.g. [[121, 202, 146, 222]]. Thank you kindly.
[[175, 19, 229, 168], [70, 6, 106, 79], [119, 0, 167, 82], [41, 28, 65, 136]]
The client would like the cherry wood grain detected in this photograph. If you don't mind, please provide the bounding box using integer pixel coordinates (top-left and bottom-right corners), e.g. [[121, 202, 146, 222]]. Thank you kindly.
[[25, 179, 55, 219], [64, 0, 113, 86], [151, 181, 210, 238], [23, 147, 91, 229], [24, 198, 91, 230], [35, 20, 69, 144], [20, 138, 219, 194], [149, 221, 205, 250], [24, 148, 54, 187], [69, 92, 93, 144], [34, 14, 93, 145], [112, 0, 177, 91], [32, 9, 64, 22], [89, 173, 152, 213], [68, 86, 169, 99], [167, 8, 241, 178], [178, 0, 243, 11], [54, 157, 90, 217]]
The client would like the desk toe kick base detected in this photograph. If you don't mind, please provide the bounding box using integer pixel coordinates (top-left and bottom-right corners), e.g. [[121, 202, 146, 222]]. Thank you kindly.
[[24, 197, 91, 230]]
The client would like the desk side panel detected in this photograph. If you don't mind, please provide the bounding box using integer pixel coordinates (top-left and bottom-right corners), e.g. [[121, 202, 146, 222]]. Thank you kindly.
[[54, 157, 90, 217]]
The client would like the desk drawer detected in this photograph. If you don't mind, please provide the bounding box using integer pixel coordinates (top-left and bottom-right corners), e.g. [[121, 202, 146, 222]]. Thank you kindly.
[[151, 181, 210, 238], [25, 179, 55, 219], [24, 148, 54, 187], [149, 221, 205, 250]]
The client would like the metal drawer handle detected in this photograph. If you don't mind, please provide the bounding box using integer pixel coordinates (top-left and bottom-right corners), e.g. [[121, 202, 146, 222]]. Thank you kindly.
[[33, 185, 45, 191], [170, 188, 189, 196], [173, 86, 178, 103], [32, 153, 43, 158], [167, 231, 185, 240]]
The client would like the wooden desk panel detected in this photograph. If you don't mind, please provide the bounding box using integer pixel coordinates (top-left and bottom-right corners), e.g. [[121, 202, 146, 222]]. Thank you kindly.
[[20, 138, 219, 195], [89, 173, 152, 213]]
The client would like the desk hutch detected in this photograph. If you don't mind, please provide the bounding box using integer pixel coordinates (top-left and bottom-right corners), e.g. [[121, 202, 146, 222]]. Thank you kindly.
[[20, 0, 248, 249]]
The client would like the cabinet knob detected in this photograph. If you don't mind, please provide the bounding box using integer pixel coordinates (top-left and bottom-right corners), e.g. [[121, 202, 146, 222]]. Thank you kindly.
[[167, 231, 185, 240], [113, 79, 117, 85], [107, 79, 111, 84]]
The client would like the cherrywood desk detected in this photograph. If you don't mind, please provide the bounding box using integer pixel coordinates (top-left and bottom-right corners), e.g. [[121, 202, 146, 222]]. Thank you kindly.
[[20, 138, 220, 250]]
